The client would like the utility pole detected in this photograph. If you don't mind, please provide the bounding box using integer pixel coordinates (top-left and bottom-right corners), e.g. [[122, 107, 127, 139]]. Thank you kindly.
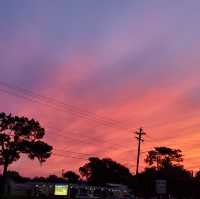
[[135, 127, 146, 175]]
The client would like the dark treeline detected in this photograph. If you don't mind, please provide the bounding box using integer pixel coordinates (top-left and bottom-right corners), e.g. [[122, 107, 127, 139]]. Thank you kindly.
[[1, 154, 200, 199], [1, 112, 200, 199]]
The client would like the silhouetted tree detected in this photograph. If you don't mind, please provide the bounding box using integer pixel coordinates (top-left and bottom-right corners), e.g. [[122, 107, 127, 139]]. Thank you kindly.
[[141, 147, 198, 199], [79, 157, 132, 185], [145, 146, 183, 169], [46, 175, 65, 183], [0, 112, 52, 195], [6, 170, 30, 182], [195, 170, 200, 181], [135, 165, 194, 199], [32, 176, 46, 182], [192, 170, 200, 199], [62, 171, 80, 183]]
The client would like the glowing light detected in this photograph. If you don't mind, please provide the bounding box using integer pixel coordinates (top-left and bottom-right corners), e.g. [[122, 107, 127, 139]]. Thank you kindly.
[[54, 185, 69, 196]]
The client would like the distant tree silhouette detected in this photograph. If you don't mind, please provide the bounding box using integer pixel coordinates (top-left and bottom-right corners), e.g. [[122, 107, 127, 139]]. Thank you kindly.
[[32, 176, 46, 182], [145, 146, 183, 169], [62, 171, 80, 183], [195, 170, 200, 181], [0, 112, 52, 195], [193, 170, 200, 199], [46, 175, 66, 183], [79, 157, 132, 185], [5, 170, 30, 182]]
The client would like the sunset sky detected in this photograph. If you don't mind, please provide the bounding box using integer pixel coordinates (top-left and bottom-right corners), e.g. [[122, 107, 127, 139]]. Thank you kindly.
[[0, 1, 200, 177]]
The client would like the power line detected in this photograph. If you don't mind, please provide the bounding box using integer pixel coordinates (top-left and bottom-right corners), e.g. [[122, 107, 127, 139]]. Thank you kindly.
[[0, 87, 135, 157], [0, 81, 142, 170], [52, 152, 138, 172], [0, 82, 140, 159], [0, 82, 136, 151], [0, 81, 130, 131], [0, 81, 138, 147], [46, 124, 132, 150], [52, 153, 88, 160], [54, 148, 98, 157], [27, 122, 136, 160], [46, 126, 130, 153]]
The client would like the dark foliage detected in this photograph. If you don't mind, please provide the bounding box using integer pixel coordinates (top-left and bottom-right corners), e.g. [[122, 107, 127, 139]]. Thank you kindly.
[[46, 175, 66, 183], [0, 112, 52, 195], [145, 146, 183, 169], [136, 147, 200, 199], [62, 170, 80, 183], [79, 157, 133, 185]]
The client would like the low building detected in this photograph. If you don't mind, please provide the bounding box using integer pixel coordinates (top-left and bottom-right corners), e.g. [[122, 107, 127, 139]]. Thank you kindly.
[[5, 179, 135, 199]]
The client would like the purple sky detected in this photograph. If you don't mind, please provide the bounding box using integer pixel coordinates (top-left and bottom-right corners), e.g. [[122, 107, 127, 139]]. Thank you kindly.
[[0, 0, 200, 177]]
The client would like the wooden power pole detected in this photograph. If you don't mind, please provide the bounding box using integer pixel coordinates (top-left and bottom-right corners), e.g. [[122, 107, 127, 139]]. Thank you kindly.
[[135, 127, 146, 175]]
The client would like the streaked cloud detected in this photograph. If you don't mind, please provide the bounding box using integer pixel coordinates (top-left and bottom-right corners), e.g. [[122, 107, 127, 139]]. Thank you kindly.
[[0, 0, 200, 176]]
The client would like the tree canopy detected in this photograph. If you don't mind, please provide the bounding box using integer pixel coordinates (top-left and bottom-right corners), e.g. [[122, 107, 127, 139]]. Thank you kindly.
[[62, 171, 80, 183], [0, 112, 52, 180], [79, 157, 132, 185], [144, 146, 183, 169]]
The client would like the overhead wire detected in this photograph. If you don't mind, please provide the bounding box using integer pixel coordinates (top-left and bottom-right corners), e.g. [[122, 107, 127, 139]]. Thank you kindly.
[[55, 148, 96, 157], [0, 81, 131, 131], [0, 81, 135, 150], [0, 81, 142, 170], [46, 124, 132, 150], [52, 153, 88, 160], [0, 88, 135, 158]]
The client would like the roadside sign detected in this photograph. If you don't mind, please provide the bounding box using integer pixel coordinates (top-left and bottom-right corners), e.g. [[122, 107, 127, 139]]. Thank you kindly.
[[156, 180, 167, 194], [54, 185, 69, 196]]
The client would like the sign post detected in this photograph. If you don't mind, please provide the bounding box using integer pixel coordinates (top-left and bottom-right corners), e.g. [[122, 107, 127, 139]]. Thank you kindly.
[[156, 180, 167, 199]]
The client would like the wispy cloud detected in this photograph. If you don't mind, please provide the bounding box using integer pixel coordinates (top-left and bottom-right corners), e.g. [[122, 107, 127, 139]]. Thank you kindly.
[[0, 0, 200, 176]]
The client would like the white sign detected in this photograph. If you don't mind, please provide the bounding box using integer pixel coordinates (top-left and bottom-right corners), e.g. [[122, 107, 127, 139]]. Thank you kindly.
[[156, 180, 167, 194]]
